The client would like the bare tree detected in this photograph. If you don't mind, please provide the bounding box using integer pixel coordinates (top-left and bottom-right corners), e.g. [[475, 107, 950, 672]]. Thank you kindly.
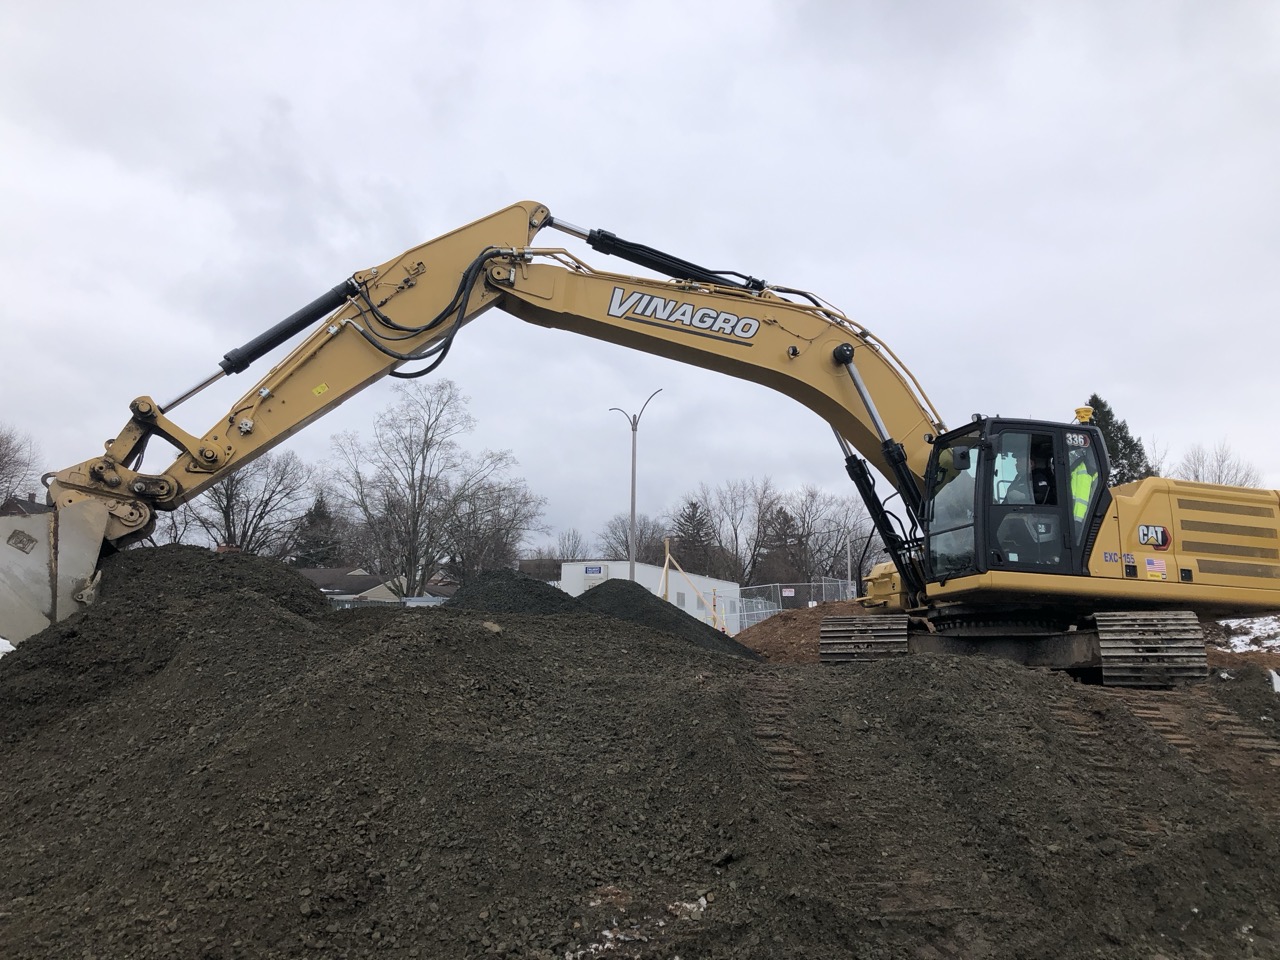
[[186, 450, 315, 555], [524, 543, 558, 562], [331, 380, 540, 595], [820, 494, 884, 588], [144, 502, 202, 547], [1144, 436, 1171, 478], [557, 528, 587, 560], [782, 486, 876, 583], [1175, 440, 1262, 487], [442, 459, 546, 581], [596, 513, 667, 565], [521, 528, 588, 576], [690, 477, 781, 585], [780, 486, 834, 582], [0, 422, 40, 504], [662, 479, 877, 588]]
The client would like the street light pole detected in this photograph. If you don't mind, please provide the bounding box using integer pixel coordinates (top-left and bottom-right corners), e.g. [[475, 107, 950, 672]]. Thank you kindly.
[[610, 389, 662, 581], [847, 532, 853, 599]]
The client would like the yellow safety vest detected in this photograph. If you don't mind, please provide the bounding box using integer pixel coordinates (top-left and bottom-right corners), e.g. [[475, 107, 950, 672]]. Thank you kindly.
[[1071, 462, 1095, 521]]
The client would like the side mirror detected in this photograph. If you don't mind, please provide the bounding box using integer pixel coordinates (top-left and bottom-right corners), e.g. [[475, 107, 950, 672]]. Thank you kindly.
[[939, 447, 972, 473]]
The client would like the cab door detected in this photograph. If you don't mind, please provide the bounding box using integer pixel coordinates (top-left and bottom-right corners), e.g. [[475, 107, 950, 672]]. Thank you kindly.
[[984, 428, 1075, 576], [923, 430, 982, 581]]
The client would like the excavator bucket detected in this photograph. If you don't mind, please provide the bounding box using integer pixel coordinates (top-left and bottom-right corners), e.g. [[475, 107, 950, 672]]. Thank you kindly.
[[0, 500, 110, 646]]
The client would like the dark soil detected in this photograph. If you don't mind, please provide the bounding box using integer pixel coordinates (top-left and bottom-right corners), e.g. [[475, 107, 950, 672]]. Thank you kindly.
[[2, 546, 1280, 959], [579, 578, 758, 660], [443, 568, 585, 615], [0, 544, 329, 739], [1207, 644, 1280, 672], [1210, 664, 1280, 742]]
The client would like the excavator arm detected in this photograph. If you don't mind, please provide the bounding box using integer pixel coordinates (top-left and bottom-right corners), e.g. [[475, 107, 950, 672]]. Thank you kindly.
[[3, 201, 946, 642], [496, 254, 940, 483]]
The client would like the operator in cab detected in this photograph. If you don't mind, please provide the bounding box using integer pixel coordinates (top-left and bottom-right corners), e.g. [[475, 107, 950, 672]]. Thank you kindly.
[[1003, 448, 1055, 505]]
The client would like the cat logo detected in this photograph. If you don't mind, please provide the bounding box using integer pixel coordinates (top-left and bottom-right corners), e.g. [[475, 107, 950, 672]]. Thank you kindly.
[[1137, 525, 1170, 551]]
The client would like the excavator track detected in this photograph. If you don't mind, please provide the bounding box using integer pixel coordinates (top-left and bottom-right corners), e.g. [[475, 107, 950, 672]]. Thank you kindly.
[[744, 671, 810, 791], [818, 610, 1210, 689], [818, 614, 910, 664], [1092, 610, 1208, 687]]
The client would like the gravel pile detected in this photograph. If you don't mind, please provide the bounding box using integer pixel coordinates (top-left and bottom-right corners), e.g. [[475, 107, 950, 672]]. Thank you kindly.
[[0, 545, 329, 738], [443, 568, 585, 615], [2, 546, 1279, 959], [579, 578, 758, 660]]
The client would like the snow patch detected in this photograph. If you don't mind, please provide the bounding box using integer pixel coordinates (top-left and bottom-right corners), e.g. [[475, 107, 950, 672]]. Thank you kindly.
[[1217, 615, 1280, 652], [0, 637, 14, 659]]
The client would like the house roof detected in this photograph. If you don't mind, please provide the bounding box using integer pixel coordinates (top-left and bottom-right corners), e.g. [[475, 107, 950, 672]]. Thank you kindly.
[[293, 567, 457, 600], [417, 583, 457, 599], [295, 567, 385, 594], [0, 495, 53, 517]]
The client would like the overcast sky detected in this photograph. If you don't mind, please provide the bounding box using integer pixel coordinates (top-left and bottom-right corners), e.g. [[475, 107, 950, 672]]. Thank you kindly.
[[2, 1, 1277, 551]]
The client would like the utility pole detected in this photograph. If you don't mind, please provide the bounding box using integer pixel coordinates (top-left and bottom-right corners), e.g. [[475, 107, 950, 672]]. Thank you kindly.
[[609, 389, 662, 581], [847, 531, 853, 599]]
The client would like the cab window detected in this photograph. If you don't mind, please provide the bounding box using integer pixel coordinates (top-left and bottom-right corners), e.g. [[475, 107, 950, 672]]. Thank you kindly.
[[1066, 431, 1101, 545], [992, 432, 1056, 506], [926, 435, 980, 579], [988, 430, 1068, 571]]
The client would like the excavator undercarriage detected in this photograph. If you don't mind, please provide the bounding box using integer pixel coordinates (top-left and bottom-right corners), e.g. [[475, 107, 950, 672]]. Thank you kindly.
[[818, 609, 1209, 687]]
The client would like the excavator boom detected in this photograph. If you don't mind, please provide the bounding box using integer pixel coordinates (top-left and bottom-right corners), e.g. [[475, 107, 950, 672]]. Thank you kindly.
[[0, 200, 951, 643]]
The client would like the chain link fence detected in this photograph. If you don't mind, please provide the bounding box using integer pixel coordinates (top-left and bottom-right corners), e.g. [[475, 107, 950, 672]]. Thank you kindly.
[[736, 577, 855, 630]]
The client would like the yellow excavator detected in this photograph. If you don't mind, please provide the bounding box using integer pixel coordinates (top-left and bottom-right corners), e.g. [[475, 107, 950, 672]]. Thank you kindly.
[[3, 201, 1277, 685]]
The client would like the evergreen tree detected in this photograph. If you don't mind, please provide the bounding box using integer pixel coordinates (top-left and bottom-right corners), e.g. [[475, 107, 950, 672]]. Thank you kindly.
[[290, 492, 347, 567], [670, 499, 715, 575], [754, 506, 804, 586], [1085, 393, 1152, 484]]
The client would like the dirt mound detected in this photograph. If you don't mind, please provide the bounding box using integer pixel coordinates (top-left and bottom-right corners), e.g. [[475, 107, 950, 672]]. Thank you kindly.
[[579, 578, 758, 660], [1209, 663, 1280, 741], [3, 547, 1280, 958], [1200, 617, 1236, 647], [0, 544, 329, 739], [1207, 643, 1280, 673], [443, 567, 585, 614], [734, 600, 865, 663]]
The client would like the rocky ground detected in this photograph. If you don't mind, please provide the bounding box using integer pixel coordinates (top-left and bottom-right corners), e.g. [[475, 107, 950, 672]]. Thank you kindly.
[[2, 547, 1279, 959]]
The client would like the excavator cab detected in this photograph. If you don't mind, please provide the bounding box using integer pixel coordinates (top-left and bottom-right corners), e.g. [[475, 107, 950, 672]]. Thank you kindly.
[[922, 418, 1108, 583]]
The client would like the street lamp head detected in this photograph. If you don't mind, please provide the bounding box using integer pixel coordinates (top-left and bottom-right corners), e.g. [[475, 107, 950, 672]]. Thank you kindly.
[[609, 389, 662, 430], [637, 388, 663, 421]]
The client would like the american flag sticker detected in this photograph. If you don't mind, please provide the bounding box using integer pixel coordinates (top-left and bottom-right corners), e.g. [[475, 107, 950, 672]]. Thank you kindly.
[[1145, 557, 1167, 581]]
